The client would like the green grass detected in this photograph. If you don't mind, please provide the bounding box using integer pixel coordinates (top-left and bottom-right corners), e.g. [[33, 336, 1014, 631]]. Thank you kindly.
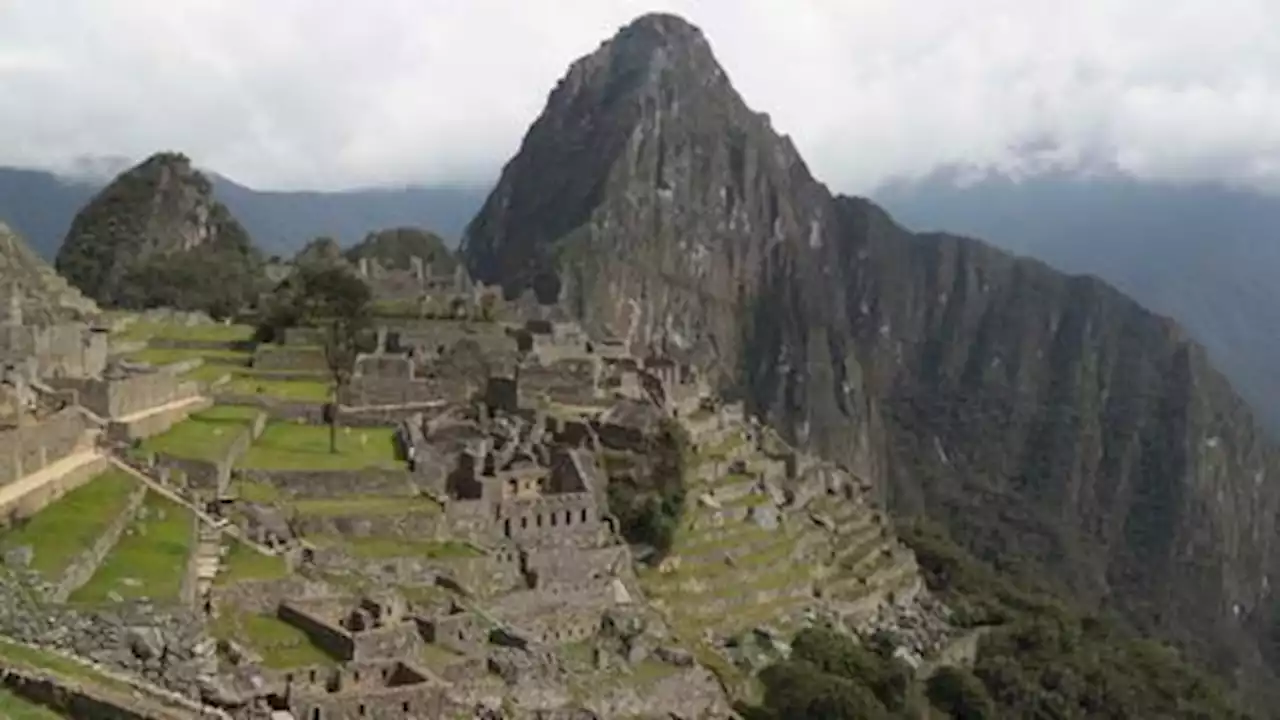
[[69, 493, 194, 604], [291, 495, 440, 518], [137, 405, 261, 461], [0, 469, 138, 578], [223, 375, 332, 401], [117, 321, 256, 343], [216, 540, 289, 586], [0, 635, 133, 694], [212, 611, 338, 669], [231, 479, 281, 503], [126, 347, 251, 367], [0, 688, 64, 719], [239, 424, 400, 470]]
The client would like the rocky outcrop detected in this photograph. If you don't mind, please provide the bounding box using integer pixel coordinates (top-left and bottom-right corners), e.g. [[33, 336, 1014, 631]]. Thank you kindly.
[[55, 152, 264, 316], [0, 223, 100, 324], [462, 11, 1280, 700]]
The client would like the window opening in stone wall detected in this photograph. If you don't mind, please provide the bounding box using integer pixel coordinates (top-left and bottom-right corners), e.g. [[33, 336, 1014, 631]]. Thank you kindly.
[[359, 704, 366, 716], [550, 512, 557, 527], [311, 709, 321, 720], [504, 518, 512, 537], [521, 517, 528, 529], [536, 514, 542, 527], [403, 701, 411, 713], [581, 508, 589, 523], [565, 509, 573, 526]]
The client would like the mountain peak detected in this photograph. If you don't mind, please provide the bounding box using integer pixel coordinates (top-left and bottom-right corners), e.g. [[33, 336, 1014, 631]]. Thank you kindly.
[[54, 150, 263, 316], [462, 12, 816, 321]]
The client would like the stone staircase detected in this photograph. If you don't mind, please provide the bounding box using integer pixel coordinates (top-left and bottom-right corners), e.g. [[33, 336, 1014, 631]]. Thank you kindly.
[[194, 522, 224, 609]]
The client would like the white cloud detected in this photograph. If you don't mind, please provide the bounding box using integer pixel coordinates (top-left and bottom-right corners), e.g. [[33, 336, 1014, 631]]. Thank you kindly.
[[1, 0, 1278, 192]]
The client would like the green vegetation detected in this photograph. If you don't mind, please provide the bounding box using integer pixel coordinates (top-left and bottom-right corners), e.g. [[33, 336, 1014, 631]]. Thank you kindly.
[[0, 688, 63, 720], [55, 153, 265, 317], [256, 261, 373, 451], [117, 321, 256, 344], [290, 495, 439, 517], [607, 418, 689, 557], [138, 405, 260, 461], [746, 520, 1257, 720], [238, 423, 399, 470], [70, 493, 193, 604], [0, 635, 132, 694], [216, 540, 289, 585], [0, 469, 137, 578], [126, 346, 251, 367], [223, 374, 331, 401], [344, 226, 458, 274], [212, 610, 338, 669]]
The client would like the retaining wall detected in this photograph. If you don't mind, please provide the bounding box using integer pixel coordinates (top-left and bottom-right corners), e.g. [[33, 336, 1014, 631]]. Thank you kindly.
[[0, 455, 108, 528], [49, 482, 148, 602], [0, 407, 87, 486]]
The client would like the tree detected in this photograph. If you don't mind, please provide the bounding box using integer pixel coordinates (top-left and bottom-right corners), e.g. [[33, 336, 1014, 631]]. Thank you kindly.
[[288, 263, 372, 452]]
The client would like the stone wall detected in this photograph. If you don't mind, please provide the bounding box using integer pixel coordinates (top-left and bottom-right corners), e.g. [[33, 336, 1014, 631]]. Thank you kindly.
[[0, 454, 107, 527], [147, 415, 258, 496], [340, 376, 474, 408], [252, 345, 328, 372], [0, 666, 220, 720], [523, 544, 628, 588], [236, 468, 416, 499], [55, 373, 199, 421], [49, 482, 147, 601], [278, 602, 356, 661], [291, 679, 446, 720], [0, 406, 87, 486], [350, 624, 424, 662], [421, 611, 486, 656], [0, 323, 109, 380], [292, 508, 443, 540], [495, 492, 602, 545], [107, 397, 212, 443]]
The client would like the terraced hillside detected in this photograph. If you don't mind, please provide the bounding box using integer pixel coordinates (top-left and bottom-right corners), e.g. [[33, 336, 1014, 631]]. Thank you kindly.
[[0, 306, 964, 720]]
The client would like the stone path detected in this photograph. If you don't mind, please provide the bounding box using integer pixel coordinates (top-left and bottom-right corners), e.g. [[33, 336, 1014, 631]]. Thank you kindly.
[[194, 522, 222, 609], [112, 394, 209, 425], [0, 449, 106, 517]]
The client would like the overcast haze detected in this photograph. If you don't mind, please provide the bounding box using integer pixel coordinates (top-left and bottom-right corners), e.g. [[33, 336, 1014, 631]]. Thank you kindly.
[[3, 0, 1279, 193]]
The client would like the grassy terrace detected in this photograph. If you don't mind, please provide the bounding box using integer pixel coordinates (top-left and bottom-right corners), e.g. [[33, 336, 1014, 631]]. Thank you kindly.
[[116, 320, 256, 344], [291, 495, 439, 517], [0, 688, 63, 719], [138, 405, 261, 461], [222, 374, 331, 401], [127, 346, 251, 367], [212, 610, 337, 669], [70, 493, 194, 604], [216, 540, 289, 586], [0, 469, 138, 578], [0, 635, 133, 694], [239, 423, 400, 470]]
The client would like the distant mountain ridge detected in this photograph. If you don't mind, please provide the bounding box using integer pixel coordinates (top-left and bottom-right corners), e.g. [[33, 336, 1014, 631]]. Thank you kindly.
[[0, 164, 487, 260], [872, 170, 1280, 432]]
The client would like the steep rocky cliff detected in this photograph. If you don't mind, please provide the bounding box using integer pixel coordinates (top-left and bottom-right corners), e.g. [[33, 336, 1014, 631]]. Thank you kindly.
[[0, 222, 99, 324], [462, 12, 1280, 698], [55, 152, 264, 316]]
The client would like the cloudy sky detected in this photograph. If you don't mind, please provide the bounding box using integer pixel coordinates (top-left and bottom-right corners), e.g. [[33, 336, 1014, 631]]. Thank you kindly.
[[3, 0, 1279, 193]]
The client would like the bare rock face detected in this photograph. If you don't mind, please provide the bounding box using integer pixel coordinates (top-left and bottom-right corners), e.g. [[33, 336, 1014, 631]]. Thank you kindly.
[[0, 222, 100, 324], [55, 152, 263, 315], [465, 11, 1280, 701]]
